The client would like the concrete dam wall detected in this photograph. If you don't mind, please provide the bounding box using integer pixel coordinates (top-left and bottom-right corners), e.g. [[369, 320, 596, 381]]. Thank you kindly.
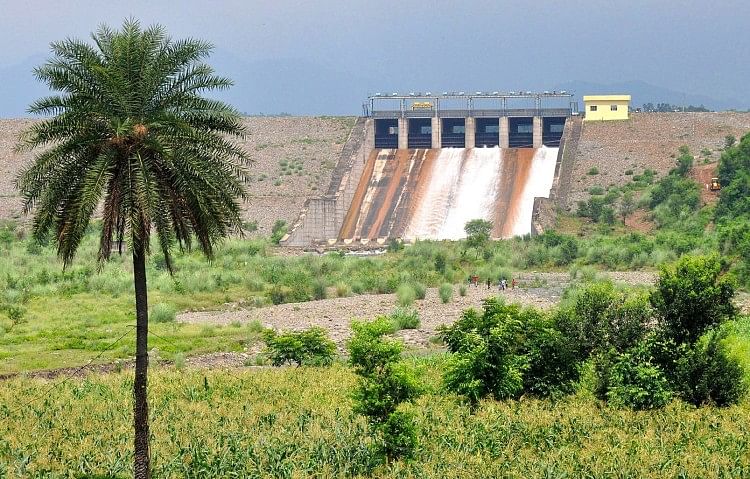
[[339, 147, 558, 241]]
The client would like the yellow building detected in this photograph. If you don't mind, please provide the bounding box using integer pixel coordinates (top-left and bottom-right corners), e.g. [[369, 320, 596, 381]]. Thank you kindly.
[[583, 95, 631, 121]]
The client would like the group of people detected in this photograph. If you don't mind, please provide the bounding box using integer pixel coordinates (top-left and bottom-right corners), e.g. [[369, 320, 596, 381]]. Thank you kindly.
[[468, 275, 516, 290]]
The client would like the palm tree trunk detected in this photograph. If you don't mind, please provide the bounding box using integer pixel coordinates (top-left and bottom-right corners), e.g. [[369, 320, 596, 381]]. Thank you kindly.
[[132, 244, 150, 479]]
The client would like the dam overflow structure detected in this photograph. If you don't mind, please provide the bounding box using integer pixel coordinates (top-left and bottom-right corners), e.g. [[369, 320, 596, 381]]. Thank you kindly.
[[283, 92, 577, 246]]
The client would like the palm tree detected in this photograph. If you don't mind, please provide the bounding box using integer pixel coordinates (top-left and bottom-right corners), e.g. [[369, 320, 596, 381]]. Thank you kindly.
[[16, 20, 249, 479]]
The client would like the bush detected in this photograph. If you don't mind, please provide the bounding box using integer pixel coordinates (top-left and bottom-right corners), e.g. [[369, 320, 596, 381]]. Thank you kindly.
[[390, 307, 420, 330], [587, 167, 599, 175], [270, 220, 288, 244], [605, 348, 673, 410], [335, 282, 350, 298], [312, 280, 327, 300], [439, 299, 530, 405], [150, 303, 176, 323], [396, 284, 416, 307], [348, 318, 421, 461], [523, 315, 582, 396], [413, 282, 427, 300], [675, 331, 747, 406], [459, 284, 467, 296], [650, 255, 736, 344], [263, 327, 336, 367], [438, 283, 453, 303]]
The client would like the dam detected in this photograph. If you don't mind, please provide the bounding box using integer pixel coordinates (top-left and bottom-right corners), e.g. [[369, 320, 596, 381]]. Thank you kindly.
[[284, 91, 577, 246]]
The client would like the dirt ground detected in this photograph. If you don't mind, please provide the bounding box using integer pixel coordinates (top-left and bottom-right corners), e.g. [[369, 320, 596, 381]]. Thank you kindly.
[[179, 271, 658, 352]]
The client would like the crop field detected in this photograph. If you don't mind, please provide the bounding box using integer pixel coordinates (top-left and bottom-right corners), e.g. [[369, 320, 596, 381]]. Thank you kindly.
[[2, 359, 750, 478]]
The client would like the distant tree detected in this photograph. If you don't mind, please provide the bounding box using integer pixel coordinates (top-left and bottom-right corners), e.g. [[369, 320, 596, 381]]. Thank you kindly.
[[464, 219, 492, 257], [15, 20, 249, 478], [724, 135, 736, 149], [620, 191, 636, 222]]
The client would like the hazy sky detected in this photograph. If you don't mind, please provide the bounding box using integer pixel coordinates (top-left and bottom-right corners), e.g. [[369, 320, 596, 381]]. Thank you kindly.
[[1, 0, 749, 115]]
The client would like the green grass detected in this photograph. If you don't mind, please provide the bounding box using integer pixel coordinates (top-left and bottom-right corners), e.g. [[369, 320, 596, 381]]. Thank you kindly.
[[0, 219, 742, 374], [2, 358, 750, 478]]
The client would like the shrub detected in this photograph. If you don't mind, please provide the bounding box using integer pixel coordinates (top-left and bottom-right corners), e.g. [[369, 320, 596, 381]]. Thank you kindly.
[[434, 252, 447, 274], [589, 186, 604, 195], [312, 280, 327, 300], [439, 299, 529, 405], [674, 331, 747, 406], [396, 284, 416, 307], [605, 348, 673, 410], [335, 282, 350, 298], [150, 303, 176, 323], [587, 167, 599, 175], [390, 307, 420, 330], [413, 282, 427, 300], [263, 327, 336, 367], [348, 318, 420, 460], [387, 238, 404, 252], [270, 220, 288, 244], [523, 315, 583, 396], [459, 284, 467, 296], [650, 255, 736, 344], [439, 283, 453, 303]]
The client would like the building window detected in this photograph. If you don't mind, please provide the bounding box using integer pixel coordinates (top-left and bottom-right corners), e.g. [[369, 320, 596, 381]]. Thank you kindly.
[[550, 124, 564, 133], [610, 104, 618, 111], [590, 105, 598, 112]]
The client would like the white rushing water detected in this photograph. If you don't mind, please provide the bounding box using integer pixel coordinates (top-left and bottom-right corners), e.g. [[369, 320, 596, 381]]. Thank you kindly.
[[403, 147, 558, 240], [508, 146, 558, 237]]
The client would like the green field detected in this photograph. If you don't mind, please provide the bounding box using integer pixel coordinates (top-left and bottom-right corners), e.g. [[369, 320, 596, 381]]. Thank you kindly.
[[1, 359, 749, 478]]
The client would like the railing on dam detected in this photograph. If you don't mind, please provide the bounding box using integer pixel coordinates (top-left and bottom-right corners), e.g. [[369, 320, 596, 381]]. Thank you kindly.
[[370, 108, 572, 119]]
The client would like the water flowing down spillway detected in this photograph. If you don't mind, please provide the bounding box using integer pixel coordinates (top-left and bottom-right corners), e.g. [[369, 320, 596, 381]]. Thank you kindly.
[[339, 147, 558, 241]]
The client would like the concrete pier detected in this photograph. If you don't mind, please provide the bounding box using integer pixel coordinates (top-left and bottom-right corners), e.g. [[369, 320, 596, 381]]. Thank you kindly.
[[431, 117, 441, 148], [398, 118, 408, 149], [533, 116, 543, 148], [465, 117, 476, 148], [499, 117, 510, 148]]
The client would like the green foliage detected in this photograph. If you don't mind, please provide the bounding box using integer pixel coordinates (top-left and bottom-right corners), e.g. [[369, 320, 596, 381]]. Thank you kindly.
[[270, 220, 289, 244], [312, 279, 327, 300], [263, 327, 336, 367], [150, 303, 176, 323], [650, 255, 735, 344], [439, 299, 531, 404], [390, 307, 420, 330], [348, 318, 421, 460], [587, 167, 599, 175], [396, 284, 416, 307], [556, 282, 650, 356], [464, 219, 492, 255], [674, 331, 747, 406], [604, 347, 673, 410], [413, 282, 427, 300], [438, 283, 453, 303], [674, 147, 694, 177], [459, 284, 467, 296], [17, 19, 250, 270], [387, 238, 404, 252]]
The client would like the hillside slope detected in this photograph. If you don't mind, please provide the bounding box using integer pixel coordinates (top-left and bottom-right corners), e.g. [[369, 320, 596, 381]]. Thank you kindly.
[[0, 117, 356, 234], [565, 112, 750, 209]]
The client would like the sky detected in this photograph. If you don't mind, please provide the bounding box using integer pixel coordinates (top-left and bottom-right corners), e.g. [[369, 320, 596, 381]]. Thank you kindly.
[[1, 0, 749, 116]]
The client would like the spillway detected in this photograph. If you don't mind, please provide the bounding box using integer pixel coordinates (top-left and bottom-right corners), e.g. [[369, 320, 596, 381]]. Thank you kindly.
[[339, 147, 558, 241]]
